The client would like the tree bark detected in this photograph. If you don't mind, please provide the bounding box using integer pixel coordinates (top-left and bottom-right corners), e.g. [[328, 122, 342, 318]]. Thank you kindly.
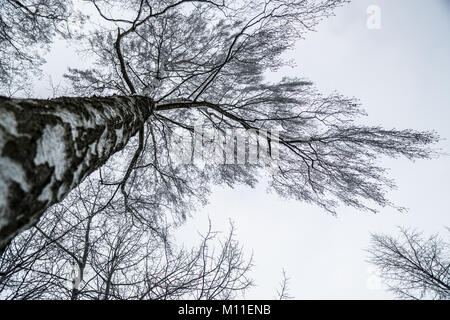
[[0, 95, 154, 252]]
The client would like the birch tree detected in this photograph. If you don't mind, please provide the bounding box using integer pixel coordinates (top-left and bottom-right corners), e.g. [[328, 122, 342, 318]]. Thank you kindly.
[[0, 0, 439, 253]]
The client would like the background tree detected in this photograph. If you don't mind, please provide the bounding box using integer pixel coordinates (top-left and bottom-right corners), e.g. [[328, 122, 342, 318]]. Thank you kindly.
[[0, 176, 253, 300], [0, 0, 439, 254], [368, 228, 450, 300], [0, 0, 74, 96]]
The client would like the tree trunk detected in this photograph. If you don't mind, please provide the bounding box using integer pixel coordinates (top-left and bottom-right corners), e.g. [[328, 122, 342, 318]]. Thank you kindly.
[[0, 95, 154, 252]]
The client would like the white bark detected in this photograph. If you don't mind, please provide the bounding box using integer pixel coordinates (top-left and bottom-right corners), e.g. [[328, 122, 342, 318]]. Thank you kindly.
[[0, 95, 154, 252]]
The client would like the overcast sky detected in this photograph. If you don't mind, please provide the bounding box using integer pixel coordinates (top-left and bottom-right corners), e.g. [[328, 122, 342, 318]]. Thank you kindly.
[[37, 0, 450, 299], [175, 0, 450, 299]]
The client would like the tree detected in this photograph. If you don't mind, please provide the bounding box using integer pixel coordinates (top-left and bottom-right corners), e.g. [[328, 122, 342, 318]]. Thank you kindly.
[[0, 0, 73, 96], [275, 269, 294, 300], [0, 0, 439, 253], [368, 228, 450, 300], [0, 176, 253, 300]]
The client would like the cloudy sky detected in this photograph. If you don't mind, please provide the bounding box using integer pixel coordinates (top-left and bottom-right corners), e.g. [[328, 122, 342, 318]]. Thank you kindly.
[[175, 0, 450, 299], [37, 0, 450, 299]]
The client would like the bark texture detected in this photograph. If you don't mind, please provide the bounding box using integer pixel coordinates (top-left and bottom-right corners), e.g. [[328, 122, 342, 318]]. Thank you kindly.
[[0, 95, 154, 252]]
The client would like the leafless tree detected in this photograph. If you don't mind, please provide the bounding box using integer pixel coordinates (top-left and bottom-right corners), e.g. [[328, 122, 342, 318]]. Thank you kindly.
[[275, 269, 293, 300], [0, 0, 439, 255], [0, 177, 253, 300], [0, 0, 74, 95], [368, 228, 450, 300]]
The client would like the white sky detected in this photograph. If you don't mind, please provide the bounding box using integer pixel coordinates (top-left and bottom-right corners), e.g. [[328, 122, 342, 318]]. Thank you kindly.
[[36, 0, 450, 299], [176, 0, 450, 299]]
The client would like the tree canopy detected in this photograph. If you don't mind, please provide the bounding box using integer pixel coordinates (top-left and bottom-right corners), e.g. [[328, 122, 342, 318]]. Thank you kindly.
[[369, 228, 450, 300], [0, 0, 440, 292]]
